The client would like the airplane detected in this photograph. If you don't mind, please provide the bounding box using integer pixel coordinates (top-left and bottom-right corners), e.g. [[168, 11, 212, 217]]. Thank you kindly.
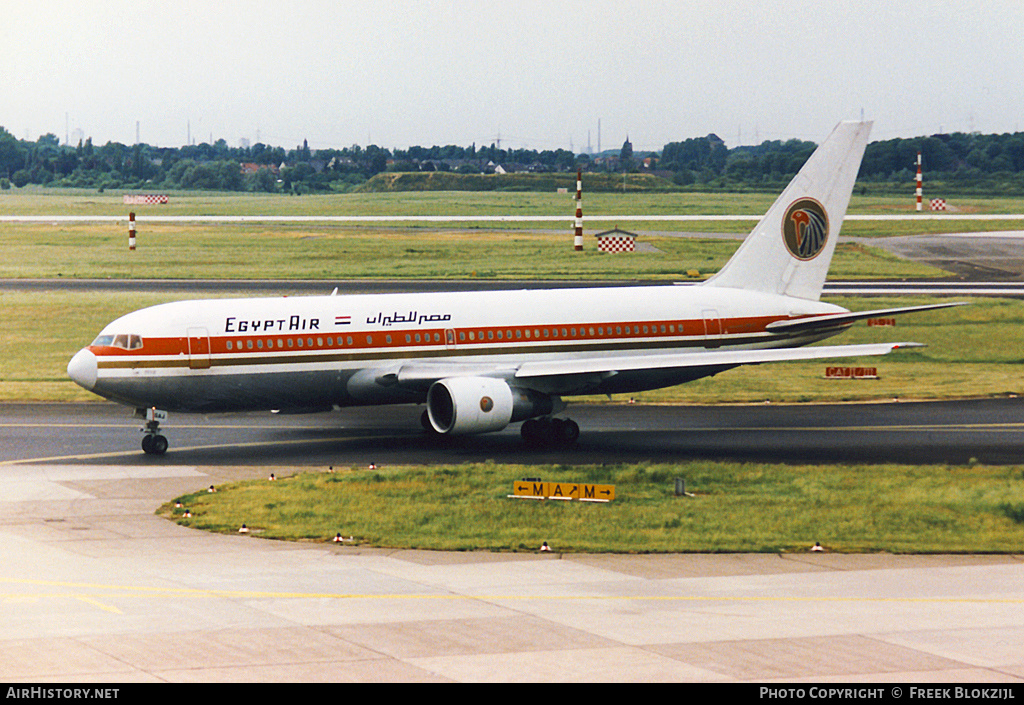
[[68, 120, 958, 455]]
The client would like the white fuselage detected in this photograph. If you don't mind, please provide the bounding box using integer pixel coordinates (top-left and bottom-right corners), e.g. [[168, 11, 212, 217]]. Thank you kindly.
[[68, 283, 846, 413]]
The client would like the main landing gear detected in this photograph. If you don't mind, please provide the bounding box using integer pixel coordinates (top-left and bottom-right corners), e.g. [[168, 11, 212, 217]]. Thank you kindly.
[[138, 407, 169, 455], [521, 416, 580, 449]]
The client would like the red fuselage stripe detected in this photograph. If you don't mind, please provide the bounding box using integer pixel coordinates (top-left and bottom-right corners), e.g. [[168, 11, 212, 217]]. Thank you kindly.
[[91, 314, 787, 361]]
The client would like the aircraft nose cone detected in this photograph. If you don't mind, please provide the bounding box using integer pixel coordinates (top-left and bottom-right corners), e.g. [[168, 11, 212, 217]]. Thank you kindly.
[[67, 349, 97, 391]]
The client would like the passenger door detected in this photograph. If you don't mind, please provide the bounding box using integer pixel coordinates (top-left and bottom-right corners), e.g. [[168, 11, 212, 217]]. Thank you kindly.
[[187, 327, 211, 369]]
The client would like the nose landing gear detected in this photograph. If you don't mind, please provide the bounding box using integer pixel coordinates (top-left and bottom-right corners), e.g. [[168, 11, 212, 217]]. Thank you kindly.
[[138, 407, 169, 455]]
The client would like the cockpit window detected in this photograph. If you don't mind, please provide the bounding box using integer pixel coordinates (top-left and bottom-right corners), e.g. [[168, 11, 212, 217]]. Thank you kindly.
[[92, 334, 143, 350]]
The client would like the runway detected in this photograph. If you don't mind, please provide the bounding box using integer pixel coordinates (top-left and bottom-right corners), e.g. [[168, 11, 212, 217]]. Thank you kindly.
[[7, 277, 1024, 299], [5, 399, 1024, 467], [2, 401, 1024, 681]]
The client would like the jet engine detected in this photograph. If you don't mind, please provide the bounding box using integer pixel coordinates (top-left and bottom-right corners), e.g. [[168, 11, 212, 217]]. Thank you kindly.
[[425, 377, 561, 435]]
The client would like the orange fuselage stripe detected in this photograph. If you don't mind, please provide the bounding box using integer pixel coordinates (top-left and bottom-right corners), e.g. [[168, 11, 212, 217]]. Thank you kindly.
[[91, 314, 789, 367]]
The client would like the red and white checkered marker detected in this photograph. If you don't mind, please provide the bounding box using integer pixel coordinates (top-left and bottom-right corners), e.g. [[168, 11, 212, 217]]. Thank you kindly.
[[123, 194, 169, 205], [573, 170, 583, 251], [597, 234, 635, 253], [916, 152, 922, 212], [930, 198, 946, 211]]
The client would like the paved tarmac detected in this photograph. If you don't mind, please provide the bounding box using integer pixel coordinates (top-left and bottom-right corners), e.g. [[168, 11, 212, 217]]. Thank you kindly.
[[2, 401, 1024, 682], [863, 231, 1024, 281], [5, 399, 1024, 466], [1, 460, 1022, 682]]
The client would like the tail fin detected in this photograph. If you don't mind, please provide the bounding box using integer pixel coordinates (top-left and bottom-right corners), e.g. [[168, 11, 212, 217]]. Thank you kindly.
[[703, 121, 871, 301]]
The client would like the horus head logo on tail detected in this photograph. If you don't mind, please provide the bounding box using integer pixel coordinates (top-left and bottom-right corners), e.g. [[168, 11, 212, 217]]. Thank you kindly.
[[782, 198, 829, 260]]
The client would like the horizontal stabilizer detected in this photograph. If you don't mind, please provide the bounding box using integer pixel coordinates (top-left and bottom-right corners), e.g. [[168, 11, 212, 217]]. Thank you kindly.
[[765, 302, 967, 334], [514, 342, 922, 379]]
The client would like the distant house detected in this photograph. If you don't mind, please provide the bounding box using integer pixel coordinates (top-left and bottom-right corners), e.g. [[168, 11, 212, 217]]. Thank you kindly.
[[240, 163, 280, 176]]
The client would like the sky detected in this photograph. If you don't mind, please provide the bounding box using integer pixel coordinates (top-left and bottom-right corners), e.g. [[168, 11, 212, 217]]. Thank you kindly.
[[3, 0, 1023, 153]]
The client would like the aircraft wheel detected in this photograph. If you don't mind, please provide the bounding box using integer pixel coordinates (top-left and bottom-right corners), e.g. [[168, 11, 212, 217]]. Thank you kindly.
[[521, 418, 543, 447], [555, 418, 580, 446], [142, 434, 168, 455], [522, 417, 578, 449]]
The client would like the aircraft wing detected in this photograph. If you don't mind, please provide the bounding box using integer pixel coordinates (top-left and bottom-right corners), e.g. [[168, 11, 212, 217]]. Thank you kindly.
[[512, 342, 921, 379], [765, 302, 966, 335], [385, 362, 519, 388], [382, 342, 921, 391]]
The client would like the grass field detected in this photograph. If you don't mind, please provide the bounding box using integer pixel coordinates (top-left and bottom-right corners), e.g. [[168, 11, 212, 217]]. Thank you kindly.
[[0, 223, 949, 280], [0, 188, 1017, 402], [3, 186, 1024, 221], [159, 461, 1024, 553]]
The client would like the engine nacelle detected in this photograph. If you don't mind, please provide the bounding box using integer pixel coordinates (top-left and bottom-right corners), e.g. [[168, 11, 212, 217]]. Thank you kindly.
[[426, 377, 561, 435]]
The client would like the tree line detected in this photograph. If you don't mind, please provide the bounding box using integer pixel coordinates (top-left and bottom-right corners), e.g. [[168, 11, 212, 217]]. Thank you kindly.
[[661, 131, 1024, 194], [3, 125, 1024, 194]]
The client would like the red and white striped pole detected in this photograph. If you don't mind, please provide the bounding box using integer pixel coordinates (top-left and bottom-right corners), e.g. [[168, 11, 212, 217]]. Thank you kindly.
[[916, 152, 922, 212], [128, 212, 136, 250], [573, 169, 583, 251]]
